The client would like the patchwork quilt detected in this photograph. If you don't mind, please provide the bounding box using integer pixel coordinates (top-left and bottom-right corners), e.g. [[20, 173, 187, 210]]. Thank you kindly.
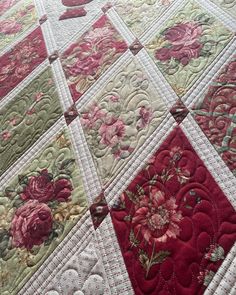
[[0, 0, 236, 294]]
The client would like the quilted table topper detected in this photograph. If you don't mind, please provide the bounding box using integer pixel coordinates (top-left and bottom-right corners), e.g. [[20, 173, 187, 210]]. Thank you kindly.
[[0, 0, 236, 294]]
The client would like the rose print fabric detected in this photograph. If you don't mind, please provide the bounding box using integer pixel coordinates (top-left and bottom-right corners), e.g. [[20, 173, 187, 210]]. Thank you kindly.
[[111, 127, 236, 294], [0, 0, 236, 294]]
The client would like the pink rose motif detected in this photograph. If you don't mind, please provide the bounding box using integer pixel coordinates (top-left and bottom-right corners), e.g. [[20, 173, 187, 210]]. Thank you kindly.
[[155, 22, 203, 66], [34, 92, 44, 102], [14, 44, 36, 62], [15, 64, 30, 78], [99, 116, 125, 147], [20, 169, 73, 203], [137, 106, 153, 129], [80, 103, 104, 129], [10, 200, 53, 249], [0, 19, 22, 35], [132, 188, 182, 244], [1, 131, 11, 141]]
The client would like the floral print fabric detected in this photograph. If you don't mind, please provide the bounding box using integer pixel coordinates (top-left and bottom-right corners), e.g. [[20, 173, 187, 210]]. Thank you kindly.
[[111, 127, 236, 294], [61, 15, 128, 102], [145, 0, 234, 97]]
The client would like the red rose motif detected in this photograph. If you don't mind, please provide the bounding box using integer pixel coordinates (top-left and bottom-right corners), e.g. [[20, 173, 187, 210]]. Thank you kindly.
[[54, 179, 73, 202], [0, 19, 22, 35], [20, 169, 73, 203], [132, 188, 182, 244], [20, 170, 54, 203], [99, 116, 125, 147], [10, 200, 53, 249], [155, 22, 203, 66]]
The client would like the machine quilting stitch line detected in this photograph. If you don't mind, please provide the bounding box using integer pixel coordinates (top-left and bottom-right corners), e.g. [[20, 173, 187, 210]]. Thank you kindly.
[[105, 114, 176, 206], [196, 0, 236, 31], [205, 243, 236, 294], [136, 49, 179, 108], [185, 37, 236, 107], [68, 119, 102, 204], [0, 59, 49, 110], [106, 7, 136, 45], [57, 9, 103, 54], [0, 116, 65, 189], [181, 114, 236, 209], [75, 50, 133, 110], [18, 211, 94, 294]]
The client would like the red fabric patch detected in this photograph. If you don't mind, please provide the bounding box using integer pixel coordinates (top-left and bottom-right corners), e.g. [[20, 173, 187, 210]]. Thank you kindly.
[[59, 8, 87, 20], [62, 0, 92, 6], [110, 126, 236, 295], [0, 27, 47, 100]]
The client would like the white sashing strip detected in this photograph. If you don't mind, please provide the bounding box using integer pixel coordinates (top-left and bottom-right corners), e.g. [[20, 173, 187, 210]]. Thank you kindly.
[[41, 18, 58, 55], [18, 211, 94, 295], [107, 7, 136, 46], [185, 39, 236, 108], [68, 118, 102, 204], [76, 50, 133, 110], [51, 58, 73, 111], [205, 242, 236, 295], [105, 113, 177, 207], [0, 60, 49, 110], [196, 0, 236, 32], [181, 114, 236, 210], [96, 214, 134, 295], [0, 117, 65, 189], [33, 0, 46, 18], [136, 49, 178, 108]]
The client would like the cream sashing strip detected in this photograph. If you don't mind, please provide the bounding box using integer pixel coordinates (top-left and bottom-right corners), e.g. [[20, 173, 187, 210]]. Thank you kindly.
[[18, 211, 94, 294], [68, 118, 102, 204], [51, 59, 74, 111], [0, 116, 65, 189], [106, 8, 136, 46], [196, 0, 236, 32], [136, 49, 178, 108], [105, 114, 177, 207], [40, 18, 58, 56], [0, 59, 49, 110], [76, 50, 133, 110], [96, 214, 134, 295], [205, 242, 236, 295], [185, 38, 236, 107], [181, 114, 236, 210]]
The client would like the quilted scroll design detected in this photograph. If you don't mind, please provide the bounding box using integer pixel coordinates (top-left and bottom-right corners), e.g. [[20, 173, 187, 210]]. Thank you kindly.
[[111, 127, 236, 295], [192, 55, 236, 176], [79, 58, 167, 184], [0, 67, 62, 176]]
